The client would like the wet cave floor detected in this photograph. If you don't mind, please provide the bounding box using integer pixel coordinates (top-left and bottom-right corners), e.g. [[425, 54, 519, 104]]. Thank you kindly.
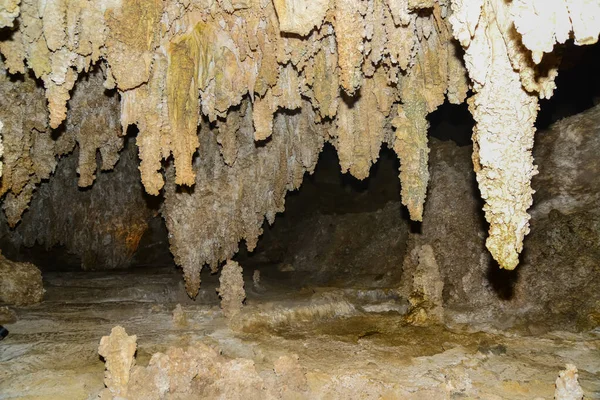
[[1, 265, 599, 399]]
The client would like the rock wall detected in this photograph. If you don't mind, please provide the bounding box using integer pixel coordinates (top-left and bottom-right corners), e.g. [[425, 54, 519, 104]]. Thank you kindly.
[[0, 136, 158, 270], [235, 145, 408, 288]]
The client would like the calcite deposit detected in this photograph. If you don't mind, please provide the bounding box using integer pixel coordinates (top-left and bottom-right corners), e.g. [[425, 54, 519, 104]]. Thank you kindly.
[[0, 0, 599, 295], [98, 326, 137, 399], [555, 364, 584, 400], [97, 333, 313, 400], [218, 260, 246, 318], [405, 244, 444, 325]]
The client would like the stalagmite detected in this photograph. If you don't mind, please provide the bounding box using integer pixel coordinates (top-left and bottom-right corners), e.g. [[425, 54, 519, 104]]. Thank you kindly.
[[554, 364, 584, 400], [217, 260, 246, 318], [406, 244, 444, 325], [98, 326, 137, 399], [0, 0, 598, 295]]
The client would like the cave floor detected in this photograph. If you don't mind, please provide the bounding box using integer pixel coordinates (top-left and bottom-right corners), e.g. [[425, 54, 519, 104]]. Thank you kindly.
[[0, 266, 599, 399]]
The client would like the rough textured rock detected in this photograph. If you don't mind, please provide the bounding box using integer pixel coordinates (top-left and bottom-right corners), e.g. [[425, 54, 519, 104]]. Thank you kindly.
[[405, 244, 444, 325], [0, 305, 17, 324], [0, 0, 19, 28], [0, 66, 124, 228], [399, 139, 497, 318], [401, 105, 600, 331], [98, 335, 312, 400], [0, 136, 157, 270], [554, 364, 584, 400], [450, 0, 542, 271], [273, 0, 329, 36], [235, 146, 408, 288], [172, 304, 188, 327], [163, 102, 325, 297], [218, 260, 246, 319], [531, 104, 600, 217], [0, 251, 44, 306], [0, 0, 598, 292], [98, 326, 137, 399]]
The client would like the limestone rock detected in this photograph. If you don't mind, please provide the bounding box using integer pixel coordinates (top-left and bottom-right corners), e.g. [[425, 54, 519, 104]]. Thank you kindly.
[[218, 260, 246, 319], [0, 251, 44, 306], [450, 0, 539, 270], [554, 364, 584, 400], [98, 326, 137, 398], [163, 101, 324, 298], [273, 0, 329, 36], [0, 137, 155, 271], [0, 306, 17, 324], [406, 244, 443, 325], [172, 304, 187, 328], [0, 0, 598, 290], [401, 125, 600, 331], [0, 0, 20, 28]]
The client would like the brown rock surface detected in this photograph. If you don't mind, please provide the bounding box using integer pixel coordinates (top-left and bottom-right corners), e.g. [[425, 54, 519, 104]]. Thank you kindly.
[[0, 251, 44, 306], [401, 105, 600, 331], [0, 305, 17, 324]]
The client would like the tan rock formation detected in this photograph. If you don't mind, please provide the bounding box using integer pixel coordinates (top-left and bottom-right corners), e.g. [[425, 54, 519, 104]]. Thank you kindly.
[[172, 304, 188, 327], [98, 326, 137, 399], [0, 0, 19, 28], [98, 334, 313, 399], [0, 305, 17, 324], [450, 0, 549, 270], [0, 251, 44, 306], [406, 244, 444, 325], [217, 260, 246, 318]]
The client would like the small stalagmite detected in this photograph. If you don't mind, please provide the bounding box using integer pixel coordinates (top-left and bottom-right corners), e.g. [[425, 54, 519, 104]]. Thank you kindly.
[[97, 326, 137, 399], [217, 260, 246, 319]]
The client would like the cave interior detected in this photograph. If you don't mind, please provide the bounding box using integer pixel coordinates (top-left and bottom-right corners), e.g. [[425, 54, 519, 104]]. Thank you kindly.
[[0, 1, 600, 399]]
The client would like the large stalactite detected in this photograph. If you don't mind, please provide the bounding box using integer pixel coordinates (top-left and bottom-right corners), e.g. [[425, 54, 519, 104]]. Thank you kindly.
[[0, 0, 599, 296]]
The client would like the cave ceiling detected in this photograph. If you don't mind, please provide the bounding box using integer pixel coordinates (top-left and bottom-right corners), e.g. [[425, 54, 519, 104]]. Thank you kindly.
[[0, 0, 598, 297]]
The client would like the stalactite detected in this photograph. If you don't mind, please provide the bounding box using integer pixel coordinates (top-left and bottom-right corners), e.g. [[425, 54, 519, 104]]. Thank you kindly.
[[163, 100, 325, 297], [448, 0, 590, 269], [0, 0, 20, 28]]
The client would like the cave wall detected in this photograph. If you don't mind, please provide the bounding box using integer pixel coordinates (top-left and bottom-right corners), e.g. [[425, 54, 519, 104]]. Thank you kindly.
[[235, 145, 409, 288], [0, 135, 159, 270], [0, 69, 159, 270], [0, 136, 158, 270]]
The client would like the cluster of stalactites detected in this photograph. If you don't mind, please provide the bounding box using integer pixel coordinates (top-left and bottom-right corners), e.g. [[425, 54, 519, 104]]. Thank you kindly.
[[0, 0, 599, 296], [0, 0, 465, 206]]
